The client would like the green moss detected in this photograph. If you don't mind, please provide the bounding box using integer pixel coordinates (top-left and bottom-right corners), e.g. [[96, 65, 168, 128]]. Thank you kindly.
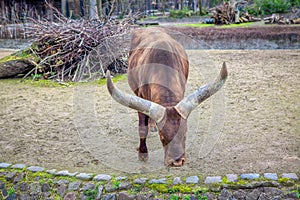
[[10, 168, 25, 173], [97, 181, 106, 186], [54, 175, 79, 182], [171, 185, 193, 193], [147, 183, 169, 193], [53, 196, 64, 200], [221, 177, 231, 184], [0, 176, 6, 183], [278, 177, 291, 183], [193, 187, 208, 195], [25, 171, 54, 181], [0, 48, 39, 63], [235, 178, 248, 185]]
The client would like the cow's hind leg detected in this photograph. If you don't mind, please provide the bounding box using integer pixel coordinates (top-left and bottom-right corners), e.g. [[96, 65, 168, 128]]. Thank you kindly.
[[137, 112, 149, 161]]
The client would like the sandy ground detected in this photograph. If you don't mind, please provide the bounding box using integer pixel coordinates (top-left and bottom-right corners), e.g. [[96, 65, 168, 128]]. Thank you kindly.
[[0, 49, 299, 177]]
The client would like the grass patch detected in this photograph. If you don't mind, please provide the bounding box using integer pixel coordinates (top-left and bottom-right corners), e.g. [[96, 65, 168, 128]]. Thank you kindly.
[[22, 79, 72, 87], [112, 179, 121, 189], [216, 22, 254, 28], [84, 188, 98, 200], [0, 73, 127, 88], [178, 22, 254, 28], [178, 23, 214, 28], [145, 16, 161, 20], [169, 193, 180, 200], [128, 184, 143, 194], [96, 74, 127, 86]]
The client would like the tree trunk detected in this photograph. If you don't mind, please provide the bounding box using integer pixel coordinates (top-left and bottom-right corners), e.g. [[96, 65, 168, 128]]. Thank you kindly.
[[97, 0, 102, 17], [108, 0, 116, 16], [47, 0, 54, 21], [61, 0, 67, 16], [193, 0, 197, 12], [198, 0, 202, 15], [80, 0, 85, 17], [162, 0, 166, 15], [1, 0, 5, 23], [89, 0, 99, 20]]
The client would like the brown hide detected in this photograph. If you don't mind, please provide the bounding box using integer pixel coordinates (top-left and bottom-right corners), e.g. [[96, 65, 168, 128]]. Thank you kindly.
[[128, 28, 189, 107], [106, 27, 227, 166]]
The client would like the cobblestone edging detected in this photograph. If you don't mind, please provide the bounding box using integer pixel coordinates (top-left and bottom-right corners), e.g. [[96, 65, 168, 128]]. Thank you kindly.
[[0, 162, 299, 200]]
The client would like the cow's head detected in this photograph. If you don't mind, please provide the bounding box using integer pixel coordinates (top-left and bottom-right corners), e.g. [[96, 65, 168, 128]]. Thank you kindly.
[[157, 106, 187, 166], [106, 62, 227, 167]]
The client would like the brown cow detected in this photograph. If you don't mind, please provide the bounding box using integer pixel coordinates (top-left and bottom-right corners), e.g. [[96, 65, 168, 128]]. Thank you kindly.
[[106, 27, 227, 167]]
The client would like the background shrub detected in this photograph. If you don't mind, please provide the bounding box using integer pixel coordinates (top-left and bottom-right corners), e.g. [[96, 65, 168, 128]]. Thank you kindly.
[[246, 0, 296, 15]]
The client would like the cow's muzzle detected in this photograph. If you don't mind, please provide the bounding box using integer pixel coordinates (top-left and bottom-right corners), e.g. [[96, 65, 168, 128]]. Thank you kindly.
[[166, 157, 186, 167]]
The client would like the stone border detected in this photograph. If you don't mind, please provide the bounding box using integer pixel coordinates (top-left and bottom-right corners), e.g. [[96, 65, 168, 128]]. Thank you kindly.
[[0, 162, 299, 200]]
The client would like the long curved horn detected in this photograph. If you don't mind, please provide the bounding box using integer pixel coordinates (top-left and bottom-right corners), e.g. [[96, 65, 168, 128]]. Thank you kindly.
[[106, 70, 166, 123], [175, 62, 228, 119]]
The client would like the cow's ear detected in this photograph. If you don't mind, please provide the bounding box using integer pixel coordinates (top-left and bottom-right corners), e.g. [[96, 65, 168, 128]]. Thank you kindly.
[[175, 62, 228, 119]]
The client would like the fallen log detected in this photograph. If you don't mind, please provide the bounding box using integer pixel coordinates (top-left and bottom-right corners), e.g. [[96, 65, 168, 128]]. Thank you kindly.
[[263, 13, 295, 24], [292, 18, 300, 24], [0, 48, 37, 78]]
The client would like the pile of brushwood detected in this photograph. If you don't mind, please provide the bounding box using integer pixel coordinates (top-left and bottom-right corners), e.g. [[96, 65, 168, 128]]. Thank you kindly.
[[0, 6, 134, 82], [210, 1, 260, 25]]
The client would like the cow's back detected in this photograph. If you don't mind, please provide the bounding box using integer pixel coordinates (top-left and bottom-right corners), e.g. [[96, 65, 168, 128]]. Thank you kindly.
[[128, 28, 189, 107]]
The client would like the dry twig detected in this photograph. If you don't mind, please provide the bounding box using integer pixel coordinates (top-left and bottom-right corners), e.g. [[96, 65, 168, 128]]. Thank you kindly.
[[25, 2, 134, 81]]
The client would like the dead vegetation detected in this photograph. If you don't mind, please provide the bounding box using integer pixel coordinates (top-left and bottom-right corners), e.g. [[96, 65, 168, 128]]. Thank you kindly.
[[264, 13, 300, 24], [210, 1, 260, 25], [0, 3, 134, 82], [24, 4, 133, 82]]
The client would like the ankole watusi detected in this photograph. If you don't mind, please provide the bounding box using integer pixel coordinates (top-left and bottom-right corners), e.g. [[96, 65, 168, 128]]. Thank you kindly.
[[106, 27, 228, 167]]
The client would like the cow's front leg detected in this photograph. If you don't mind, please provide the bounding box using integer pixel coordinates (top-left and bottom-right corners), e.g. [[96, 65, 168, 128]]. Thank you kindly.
[[138, 112, 149, 161]]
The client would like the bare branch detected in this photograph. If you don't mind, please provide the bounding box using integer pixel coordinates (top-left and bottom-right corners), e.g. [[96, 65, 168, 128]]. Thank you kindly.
[[26, 3, 134, 81]]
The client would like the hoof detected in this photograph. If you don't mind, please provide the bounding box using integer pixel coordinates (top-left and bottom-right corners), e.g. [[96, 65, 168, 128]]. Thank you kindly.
[[138, 152, 149, 161]]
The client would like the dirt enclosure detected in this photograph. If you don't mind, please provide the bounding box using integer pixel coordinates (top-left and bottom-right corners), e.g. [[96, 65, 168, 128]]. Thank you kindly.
[[0, 49, 299, 177]]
